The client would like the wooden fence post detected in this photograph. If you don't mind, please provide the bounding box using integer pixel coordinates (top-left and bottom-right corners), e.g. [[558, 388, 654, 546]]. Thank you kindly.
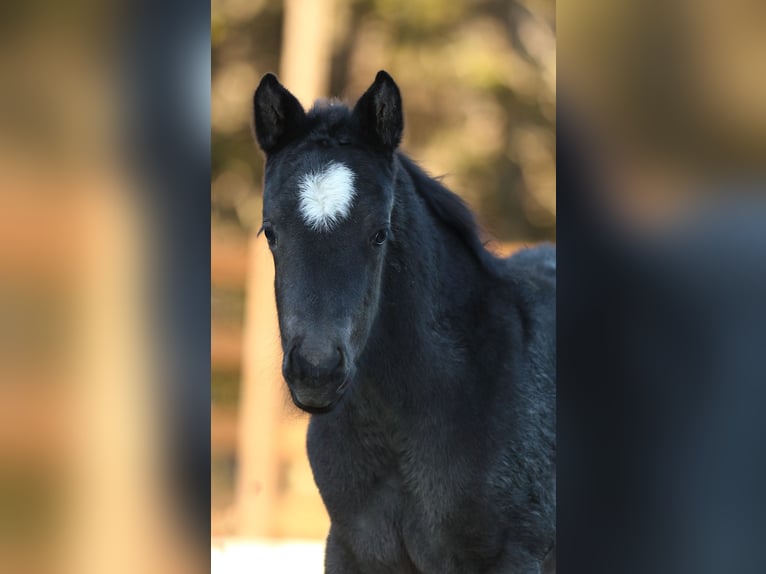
[[235, 233, 281, 537]]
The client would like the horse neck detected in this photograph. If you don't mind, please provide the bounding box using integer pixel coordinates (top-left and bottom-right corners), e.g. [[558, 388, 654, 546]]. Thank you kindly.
[[395, 156, 489, 298]]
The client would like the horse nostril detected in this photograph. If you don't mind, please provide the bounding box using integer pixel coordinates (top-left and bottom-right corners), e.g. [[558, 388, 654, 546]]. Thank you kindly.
[[284, 343, 297, 376], [333, 347, 346, 373]]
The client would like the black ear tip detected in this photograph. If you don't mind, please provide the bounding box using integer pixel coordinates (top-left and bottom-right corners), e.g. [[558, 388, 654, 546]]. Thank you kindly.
[[257, 72, 281, 92], [374, 70, 395, 85]]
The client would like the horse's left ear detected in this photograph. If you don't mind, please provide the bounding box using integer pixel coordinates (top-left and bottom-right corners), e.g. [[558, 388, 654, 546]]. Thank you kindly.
[[352, 71, 403, 153]]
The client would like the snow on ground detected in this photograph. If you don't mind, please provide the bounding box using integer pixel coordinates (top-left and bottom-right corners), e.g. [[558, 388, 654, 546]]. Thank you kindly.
[[211, 538, 325, 574]]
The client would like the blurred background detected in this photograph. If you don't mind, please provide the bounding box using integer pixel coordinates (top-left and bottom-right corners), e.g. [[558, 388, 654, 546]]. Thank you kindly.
[[559, 0, 766, 224], [210, 0, 555, 570], [558, 1, 766, 573], [1, 1, 210, 573]]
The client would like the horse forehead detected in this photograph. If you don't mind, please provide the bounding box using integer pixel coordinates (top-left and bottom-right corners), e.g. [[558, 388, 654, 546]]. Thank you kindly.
[[294, 161, 357, 232]]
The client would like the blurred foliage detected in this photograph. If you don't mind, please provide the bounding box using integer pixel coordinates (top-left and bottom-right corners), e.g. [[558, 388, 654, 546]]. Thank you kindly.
[[211, 372, 242, 406], [211, 287, 246, 326], [212, 0, 556, 242], [0, 466, 62, 548], [560, 0, 766, 177]]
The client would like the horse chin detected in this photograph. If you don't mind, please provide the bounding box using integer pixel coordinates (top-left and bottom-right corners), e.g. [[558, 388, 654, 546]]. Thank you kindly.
[[291, 396, 337, 415], [288, 379, 349, 414]]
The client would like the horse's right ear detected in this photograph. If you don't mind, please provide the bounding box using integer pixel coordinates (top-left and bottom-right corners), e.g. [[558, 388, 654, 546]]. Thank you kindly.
[[253, 73, 306, 154]]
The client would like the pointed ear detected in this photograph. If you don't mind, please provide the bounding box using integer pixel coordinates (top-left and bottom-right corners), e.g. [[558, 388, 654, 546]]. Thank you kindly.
[[352, 70, 403, 153], [253, 73, 306, 154]]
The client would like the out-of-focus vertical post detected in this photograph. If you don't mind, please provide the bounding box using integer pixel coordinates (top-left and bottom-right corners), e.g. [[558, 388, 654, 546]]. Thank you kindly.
[[280, 0, 336, 107], [235, 234, 281, 537]]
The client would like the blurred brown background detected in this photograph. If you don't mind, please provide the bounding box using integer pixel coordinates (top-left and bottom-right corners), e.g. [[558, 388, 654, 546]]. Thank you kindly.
[[210, 0, 556, 555], [559, 0, 766, 224], [1, 1, 208, 572]]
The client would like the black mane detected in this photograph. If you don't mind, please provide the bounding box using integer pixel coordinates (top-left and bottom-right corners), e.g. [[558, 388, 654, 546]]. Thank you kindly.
[[396, 153, 501, 273]]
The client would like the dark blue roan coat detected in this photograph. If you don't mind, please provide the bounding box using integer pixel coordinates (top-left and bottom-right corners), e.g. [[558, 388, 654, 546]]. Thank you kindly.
[[253, 71, 555, 574]]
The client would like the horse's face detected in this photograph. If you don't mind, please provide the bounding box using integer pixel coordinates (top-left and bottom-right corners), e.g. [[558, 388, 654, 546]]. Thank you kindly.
[[261, 149, 394, 413], [253, 71, 403, 413]]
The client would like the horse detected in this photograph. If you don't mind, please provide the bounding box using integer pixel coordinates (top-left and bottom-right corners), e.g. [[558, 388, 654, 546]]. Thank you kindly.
[[251, 70, 556, 574]]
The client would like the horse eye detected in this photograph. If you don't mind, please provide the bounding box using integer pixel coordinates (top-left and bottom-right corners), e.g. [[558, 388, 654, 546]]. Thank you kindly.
[[371, 229, 388, 246], [263, 226, 277, 246]]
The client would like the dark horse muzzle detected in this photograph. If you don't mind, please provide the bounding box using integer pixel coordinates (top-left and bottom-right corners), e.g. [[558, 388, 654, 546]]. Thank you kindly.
[[283, 338, 350, 413]]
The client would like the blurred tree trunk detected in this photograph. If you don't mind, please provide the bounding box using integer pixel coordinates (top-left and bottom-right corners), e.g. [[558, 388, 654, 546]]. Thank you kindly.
[[280, 0, 337, 107]]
